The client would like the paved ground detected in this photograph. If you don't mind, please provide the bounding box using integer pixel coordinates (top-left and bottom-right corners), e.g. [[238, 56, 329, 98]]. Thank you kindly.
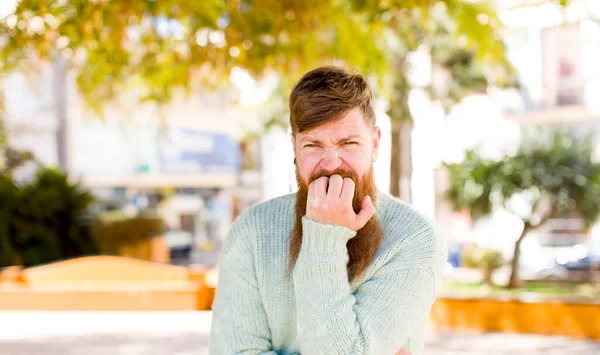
[[0, 311, 598, 355]]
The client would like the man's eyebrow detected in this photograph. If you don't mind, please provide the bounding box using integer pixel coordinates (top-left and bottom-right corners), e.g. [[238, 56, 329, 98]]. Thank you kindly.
[[300, 134, 362, 145], [337, 134, 362, 143]]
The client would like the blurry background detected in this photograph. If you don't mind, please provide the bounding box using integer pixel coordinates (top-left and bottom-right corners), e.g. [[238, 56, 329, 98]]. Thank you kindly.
[[1, 0, 600, 354]]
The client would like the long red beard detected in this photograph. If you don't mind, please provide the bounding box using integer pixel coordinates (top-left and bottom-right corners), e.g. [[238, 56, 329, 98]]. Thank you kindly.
[[288, 166, 384, 282]]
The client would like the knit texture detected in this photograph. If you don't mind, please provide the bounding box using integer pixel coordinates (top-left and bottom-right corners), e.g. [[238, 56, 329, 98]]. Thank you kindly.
[[209, 190, 447, 355]]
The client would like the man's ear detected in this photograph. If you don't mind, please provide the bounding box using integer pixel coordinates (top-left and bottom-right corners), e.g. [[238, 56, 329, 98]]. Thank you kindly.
[[291, 132, 298, 164], [372, 126, 382, 159]]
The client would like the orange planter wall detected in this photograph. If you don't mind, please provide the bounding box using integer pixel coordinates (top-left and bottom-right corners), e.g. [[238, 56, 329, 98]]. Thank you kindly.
[[0, 256, 215, 311], [430, 297, 600, 340]]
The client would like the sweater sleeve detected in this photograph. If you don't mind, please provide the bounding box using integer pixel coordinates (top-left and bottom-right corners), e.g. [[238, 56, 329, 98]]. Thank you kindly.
[[292, 217, 442, 355], [209, 215, 278, 355]]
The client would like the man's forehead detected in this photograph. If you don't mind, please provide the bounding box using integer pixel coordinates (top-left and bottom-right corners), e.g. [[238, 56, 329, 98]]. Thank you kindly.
[[298, 120, 368, 139], [296, 108, 371, 137]]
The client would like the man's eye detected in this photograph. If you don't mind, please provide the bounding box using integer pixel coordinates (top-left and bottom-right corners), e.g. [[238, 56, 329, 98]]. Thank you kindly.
[[304, 144, 318, 148], [344, 141, 358, 145]]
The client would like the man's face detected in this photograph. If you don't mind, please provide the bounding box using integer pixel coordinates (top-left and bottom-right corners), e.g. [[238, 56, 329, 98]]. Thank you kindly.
[[288, 108, 384, 282], [292, 108, 381, 185]]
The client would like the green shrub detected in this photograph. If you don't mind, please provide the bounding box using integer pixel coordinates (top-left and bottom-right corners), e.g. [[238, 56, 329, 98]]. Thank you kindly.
[[8, 168, 98, 267], [0, 175, 17, 267], [1, 147, 166, 266], [462, 245, 504, 284], [92, 215, 165, 256]]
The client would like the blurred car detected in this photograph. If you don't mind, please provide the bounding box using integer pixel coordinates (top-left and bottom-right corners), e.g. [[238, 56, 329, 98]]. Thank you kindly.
[[561, 249, 600, 271], [520, 259, 569, 281], [447, 243, 462, 268], [165, 230, 194, 262]]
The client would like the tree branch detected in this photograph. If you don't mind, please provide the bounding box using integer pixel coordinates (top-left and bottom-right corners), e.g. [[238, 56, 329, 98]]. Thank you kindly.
[[518, 220, 534, 243], [528, 197, 555, 228]]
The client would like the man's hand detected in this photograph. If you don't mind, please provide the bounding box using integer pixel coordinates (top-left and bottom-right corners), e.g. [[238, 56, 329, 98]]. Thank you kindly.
[[395, 350, 411, 355], [306, 174, 375, 231]]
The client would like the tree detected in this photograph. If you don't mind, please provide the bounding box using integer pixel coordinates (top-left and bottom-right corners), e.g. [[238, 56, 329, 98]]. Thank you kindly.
[[0, 0, 390, 111], [0, 174, 16, 266], [380, 0, 576, 200], [0, 1, 514, 189], [445, 129, 600, 288], [1, 147, 36, 178], [0, 145, 36, 266], [462, 245, 504, 285], [0, 0, 394, 173], [381, 2, 517, 201], [9, 167, 97, 267], [243, 1, 518, 201]]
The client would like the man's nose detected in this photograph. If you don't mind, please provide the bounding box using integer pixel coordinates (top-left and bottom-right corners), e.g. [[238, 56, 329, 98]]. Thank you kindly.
[[319, 149, 342, 171]]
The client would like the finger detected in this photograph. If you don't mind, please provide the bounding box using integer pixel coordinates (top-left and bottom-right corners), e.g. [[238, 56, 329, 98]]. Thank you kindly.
[[327, 174, 343, 198], [313, 176, 329, 201], [340, 177, 355, 203], [308, 179, 315, 204], [395, 350, 411, 355], [354, 195, 375, 230]]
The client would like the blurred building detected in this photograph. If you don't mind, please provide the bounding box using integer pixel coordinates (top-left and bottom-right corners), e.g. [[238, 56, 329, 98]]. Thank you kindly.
[[499, 0, 600, 123], [501, 0, 600, 264], [4, 0, 599, 270], [1, 64, 264, 263], [424, 0, 600, 268]]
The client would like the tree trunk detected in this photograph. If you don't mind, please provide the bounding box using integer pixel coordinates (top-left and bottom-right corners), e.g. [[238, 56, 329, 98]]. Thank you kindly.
[[507, 221, 533, 289], [53, 54, 70, 175], [483, 268, 493, 285], [390, 121, 412, 202], [387, 57, 413, 202], [390, 123, 400, 198]]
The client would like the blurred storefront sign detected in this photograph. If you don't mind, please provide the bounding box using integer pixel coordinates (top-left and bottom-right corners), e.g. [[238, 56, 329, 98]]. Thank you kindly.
[[542, 23, 584, 108], [500, 3, 600, 124], [74, 123, 240, 189], [158, 129, 240, 174]]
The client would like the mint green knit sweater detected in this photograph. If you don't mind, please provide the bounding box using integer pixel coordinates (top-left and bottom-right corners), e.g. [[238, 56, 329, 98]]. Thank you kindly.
[[209, 191, 446, 355]]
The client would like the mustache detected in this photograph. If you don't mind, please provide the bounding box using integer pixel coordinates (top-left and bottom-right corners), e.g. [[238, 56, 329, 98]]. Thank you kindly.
[[308, 168, 360, 185]]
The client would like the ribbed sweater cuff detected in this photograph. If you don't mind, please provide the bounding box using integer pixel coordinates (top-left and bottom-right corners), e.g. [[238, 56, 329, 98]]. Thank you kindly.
[[301, 216, 356, 253]]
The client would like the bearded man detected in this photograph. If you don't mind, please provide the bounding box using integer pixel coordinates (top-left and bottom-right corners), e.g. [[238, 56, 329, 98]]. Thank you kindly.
[[210, 66, 446, 355]]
